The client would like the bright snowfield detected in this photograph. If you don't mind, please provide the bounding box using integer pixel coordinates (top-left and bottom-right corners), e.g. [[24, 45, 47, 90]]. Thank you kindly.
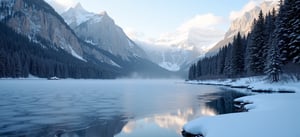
[[184, 77, 300, 137]]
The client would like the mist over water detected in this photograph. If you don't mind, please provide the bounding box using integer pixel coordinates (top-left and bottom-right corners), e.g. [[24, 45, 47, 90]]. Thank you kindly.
[[0, 79, 245, 137]]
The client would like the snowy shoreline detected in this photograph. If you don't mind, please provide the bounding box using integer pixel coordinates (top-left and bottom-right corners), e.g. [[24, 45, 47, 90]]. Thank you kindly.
[[183, 77, 300, 137]]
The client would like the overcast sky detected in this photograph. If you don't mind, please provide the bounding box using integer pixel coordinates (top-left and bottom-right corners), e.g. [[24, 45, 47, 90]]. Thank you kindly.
[[46, 0, 278, 40]]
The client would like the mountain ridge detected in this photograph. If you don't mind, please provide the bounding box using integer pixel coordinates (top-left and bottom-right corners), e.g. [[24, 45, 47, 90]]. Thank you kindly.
[[0, 0, 175, 78], [206, 1, 278, 56], [61, 3, 148, 61]]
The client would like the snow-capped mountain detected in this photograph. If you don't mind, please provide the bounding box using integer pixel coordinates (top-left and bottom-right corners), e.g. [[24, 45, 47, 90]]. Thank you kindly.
[[206, 1, 277, 56], [136, 27, 223, 71], [61, 3, 147, 61], [0, 0, 127, 68]]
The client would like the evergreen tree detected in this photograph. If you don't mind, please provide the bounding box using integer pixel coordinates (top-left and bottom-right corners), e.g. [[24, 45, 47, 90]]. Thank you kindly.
[[0, 50, 5, 77], [288, 0, 300, 63], [0, 22, 116, 79], [264, 9, 276, 69], [248, 11, 266, 75], [275, 0, 292, 64], [217, 47, 227, 75], [188, 64, 197, 80], [231, 32, 245, 76], [196, 60, 202, 77], [266, 41, 281, 82], [187, 0, 299, 81], [224, 44, 233, 77], [12, 53, 22, 77]]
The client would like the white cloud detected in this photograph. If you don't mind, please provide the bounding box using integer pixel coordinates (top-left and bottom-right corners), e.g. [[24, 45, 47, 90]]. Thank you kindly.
[[178, 13, 224, 32], [157, 13, 225, 45]]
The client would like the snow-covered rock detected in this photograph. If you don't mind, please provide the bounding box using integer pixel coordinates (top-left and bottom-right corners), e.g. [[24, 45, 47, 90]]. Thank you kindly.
[[61, 3, 147, 61]]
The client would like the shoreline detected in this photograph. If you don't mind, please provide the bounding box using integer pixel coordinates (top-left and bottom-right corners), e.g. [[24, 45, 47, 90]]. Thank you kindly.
[[182, 77, 300, 137]]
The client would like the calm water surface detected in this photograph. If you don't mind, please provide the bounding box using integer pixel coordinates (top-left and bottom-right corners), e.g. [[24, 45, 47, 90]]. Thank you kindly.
[[0, 79, 246, 137]]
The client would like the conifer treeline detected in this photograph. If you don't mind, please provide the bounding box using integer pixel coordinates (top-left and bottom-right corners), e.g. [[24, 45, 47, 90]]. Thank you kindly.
[[0, 23, 116, 79], [189, 0, 300, 82]]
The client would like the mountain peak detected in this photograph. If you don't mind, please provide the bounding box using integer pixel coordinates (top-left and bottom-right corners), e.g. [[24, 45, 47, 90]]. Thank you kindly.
[[99, 11, 107, 16], [74, 3, 84, 10]]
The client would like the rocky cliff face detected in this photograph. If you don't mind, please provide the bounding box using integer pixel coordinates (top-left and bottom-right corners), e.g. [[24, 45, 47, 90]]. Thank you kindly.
[[0, 0, 84, 60], [62, 4, 147, 61], [0, 0, 173, 78], [206, 1, 277, 56]]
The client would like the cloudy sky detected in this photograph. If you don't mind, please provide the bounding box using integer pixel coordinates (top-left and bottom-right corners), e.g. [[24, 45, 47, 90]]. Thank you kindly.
[[46, 0, 277, 41]]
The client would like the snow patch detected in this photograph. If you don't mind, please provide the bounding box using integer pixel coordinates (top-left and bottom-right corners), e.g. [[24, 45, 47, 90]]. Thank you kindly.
[[110, 60, 121, 68], [184, 77, 300, 137], [70, 47, 86, 62], [159, 62, 180, 71], [62, 3, 105, 26], [85, 39, 97, 46]]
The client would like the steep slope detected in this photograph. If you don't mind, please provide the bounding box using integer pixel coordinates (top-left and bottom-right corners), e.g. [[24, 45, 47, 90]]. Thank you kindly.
[[0, 0, 126, 78], [206, 1, 277, 56], [0, 0, 84, 60], [61, 3, 175, 78], [0, 22, 116, 78], [62, 3, 147, 61], [0, 0, 120, 68]]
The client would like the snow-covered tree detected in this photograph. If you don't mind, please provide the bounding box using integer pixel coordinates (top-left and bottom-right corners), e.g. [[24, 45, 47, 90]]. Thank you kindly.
[[266, 41, 282, 82], [231, 32, 245, 76], [288, 0, 300, 64], [274, 0, 292, 64], [224, 44, 233, 77], [248, 11, 266, 75]]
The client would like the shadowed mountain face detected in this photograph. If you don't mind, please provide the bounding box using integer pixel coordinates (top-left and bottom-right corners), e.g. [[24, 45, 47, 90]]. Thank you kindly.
[[0, 0, 83, 59], [0, 0, 174, 78], [60, 3, 176, 78]]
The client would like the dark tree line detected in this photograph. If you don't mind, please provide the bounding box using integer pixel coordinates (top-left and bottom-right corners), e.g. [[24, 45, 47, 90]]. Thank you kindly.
[[0, 22, 116, 79], [189, 0, 300, 82]]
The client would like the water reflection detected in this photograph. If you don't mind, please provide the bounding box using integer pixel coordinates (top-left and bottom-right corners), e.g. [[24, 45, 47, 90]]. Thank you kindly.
[[116, 108, 201, 137], [0, 80, 247, 137], [117, 89, 247, 137], [200, 89, 247, 114], [200, 105, 217, 116], [116, 107, 218, 137], [58, 115, 128, 137]]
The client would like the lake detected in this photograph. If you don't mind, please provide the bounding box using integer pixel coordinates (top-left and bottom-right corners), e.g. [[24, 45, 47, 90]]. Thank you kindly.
[[0, 79, 246, 137]]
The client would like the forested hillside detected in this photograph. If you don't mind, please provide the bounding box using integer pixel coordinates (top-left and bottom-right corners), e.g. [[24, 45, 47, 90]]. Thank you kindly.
[[189, 0, 300, 82], [0, 23, 116, 79]]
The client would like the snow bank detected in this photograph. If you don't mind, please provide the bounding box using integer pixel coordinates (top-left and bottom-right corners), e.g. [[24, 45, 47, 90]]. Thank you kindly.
[[184, 78, 300, 137], [187, 76, 298, 93]]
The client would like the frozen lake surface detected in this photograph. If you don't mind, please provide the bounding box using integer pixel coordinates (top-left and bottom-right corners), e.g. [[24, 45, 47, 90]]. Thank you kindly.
[[0, 79, 245, 137]]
